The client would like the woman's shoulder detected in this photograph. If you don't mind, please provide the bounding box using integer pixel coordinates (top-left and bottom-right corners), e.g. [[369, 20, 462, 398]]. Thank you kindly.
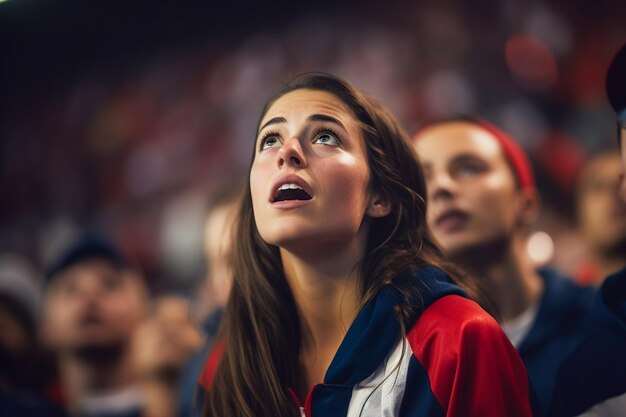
[[407, 293, 501, 345], [398, 266, 496, 336], [404, 294, 537, 416], [402, 265, 468, 307]]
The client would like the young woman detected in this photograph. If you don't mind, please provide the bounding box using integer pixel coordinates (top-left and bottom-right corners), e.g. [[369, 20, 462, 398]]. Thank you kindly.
[[200, 74, 540, 417], [412, 117, 595, 414]]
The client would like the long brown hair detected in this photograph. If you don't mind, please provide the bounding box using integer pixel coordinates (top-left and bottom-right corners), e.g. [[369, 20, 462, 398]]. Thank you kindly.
[[204, 74, 490, 417]]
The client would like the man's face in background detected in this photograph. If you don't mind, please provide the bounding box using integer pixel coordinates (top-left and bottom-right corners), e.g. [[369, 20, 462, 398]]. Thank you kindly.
[[41, 258, 147, 358]]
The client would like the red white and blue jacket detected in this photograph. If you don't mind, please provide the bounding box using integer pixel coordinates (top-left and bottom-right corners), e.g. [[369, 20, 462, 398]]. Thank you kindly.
[[201, 266, 542, 417]]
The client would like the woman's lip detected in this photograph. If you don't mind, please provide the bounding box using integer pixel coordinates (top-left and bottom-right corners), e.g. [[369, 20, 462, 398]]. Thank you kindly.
[[434, 210, 469, 232]]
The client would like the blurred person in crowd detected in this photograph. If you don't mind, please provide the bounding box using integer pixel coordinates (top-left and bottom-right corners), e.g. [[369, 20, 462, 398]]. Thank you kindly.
[[201, 73, 541, 417], [0, 253, 66, 416], [548, 43, 626, 417], [178, 181, 242, 417], [574, 150, 626, 286], [413, 117, 595, 413], [41, 234, 150, 417], [196, 182, 243, 337], [132, 294, 203, 417]]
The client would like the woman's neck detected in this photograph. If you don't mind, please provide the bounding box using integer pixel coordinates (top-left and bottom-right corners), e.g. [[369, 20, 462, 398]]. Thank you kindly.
[[280, 239, 363, 396], [455, 235, 544, 322]]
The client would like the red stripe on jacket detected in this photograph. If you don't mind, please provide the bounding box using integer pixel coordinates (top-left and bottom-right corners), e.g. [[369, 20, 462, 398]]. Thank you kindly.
[[407, 295, 534, 417], [199, 339, 226, 391]]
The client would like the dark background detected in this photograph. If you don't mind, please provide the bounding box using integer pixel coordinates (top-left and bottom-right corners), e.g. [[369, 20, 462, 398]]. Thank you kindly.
[[1, 0, 346, 106]]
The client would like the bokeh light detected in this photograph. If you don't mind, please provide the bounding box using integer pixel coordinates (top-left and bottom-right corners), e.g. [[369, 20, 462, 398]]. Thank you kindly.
[[527, 231, 555, 266]]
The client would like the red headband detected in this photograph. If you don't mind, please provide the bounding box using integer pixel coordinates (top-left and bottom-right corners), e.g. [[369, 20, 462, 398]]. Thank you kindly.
[[414, 118, 535, 189]]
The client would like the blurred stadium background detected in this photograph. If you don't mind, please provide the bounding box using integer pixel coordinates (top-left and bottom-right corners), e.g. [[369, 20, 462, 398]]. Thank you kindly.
[[1, 0, 625, 292]]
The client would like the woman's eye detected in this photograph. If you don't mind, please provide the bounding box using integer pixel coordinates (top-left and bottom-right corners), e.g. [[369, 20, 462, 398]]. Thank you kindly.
[[458, 163, 483, 176], [314, 132, 339, 146], [260, 135, 280, 150]]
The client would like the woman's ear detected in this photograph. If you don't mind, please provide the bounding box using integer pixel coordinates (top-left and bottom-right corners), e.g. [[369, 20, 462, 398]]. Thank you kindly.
[[516, 187, 541, 227], [366, 192, 392, 218]]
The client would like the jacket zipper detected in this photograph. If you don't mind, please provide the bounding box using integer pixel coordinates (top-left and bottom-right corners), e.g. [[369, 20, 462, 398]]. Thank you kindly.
[[304, 384, 319, 417], [288, 388, 307, 417], [288, 384, 319, 417]]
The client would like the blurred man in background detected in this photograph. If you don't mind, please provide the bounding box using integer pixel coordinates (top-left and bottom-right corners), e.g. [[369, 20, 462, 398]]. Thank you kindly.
[[413, 118, 594, 414], [548, 43, 626, 417], [41, 234, 150, 417], [178, 181, 242, 417], [575, 150, 626, 286]]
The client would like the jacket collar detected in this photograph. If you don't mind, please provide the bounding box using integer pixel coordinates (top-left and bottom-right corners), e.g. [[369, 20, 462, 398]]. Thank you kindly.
[[324, 266, 465, 385]]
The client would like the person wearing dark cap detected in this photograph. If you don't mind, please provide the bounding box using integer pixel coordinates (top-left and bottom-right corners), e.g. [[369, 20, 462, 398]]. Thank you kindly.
[[548, 44, 626, 417], [41, 234, 150, 417], [413, 117, 595, 414]]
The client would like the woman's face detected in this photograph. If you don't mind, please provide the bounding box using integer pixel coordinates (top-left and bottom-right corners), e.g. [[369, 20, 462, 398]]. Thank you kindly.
[[413, 122, 522, 257], [250, 89, 376, 255]]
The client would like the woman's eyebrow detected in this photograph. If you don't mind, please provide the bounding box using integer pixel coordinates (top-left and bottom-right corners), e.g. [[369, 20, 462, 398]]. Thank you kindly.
[[258, 114, 347, 134], [452, 153, 482, 163], [307, 114, 346, 130], [258, 116, 287, 133]]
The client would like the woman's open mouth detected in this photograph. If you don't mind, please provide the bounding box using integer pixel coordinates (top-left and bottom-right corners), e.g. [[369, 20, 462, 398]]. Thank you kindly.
[[273, 183, 313, 202]]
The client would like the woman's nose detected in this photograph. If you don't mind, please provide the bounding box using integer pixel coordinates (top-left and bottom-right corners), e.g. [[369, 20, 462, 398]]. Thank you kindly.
[[428, 171, 457, 201], [279, 156, 303, 167], [278, 137, 307, 168]]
